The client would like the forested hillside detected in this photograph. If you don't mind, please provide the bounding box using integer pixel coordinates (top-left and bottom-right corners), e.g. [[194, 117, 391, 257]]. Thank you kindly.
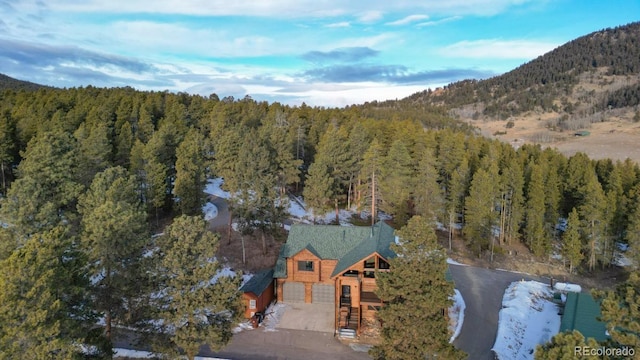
[[0, 73, 46, 91], [405, 21, 640, 122]]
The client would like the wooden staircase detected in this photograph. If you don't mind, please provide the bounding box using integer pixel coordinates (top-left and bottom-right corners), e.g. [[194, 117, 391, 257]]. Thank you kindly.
[[348, 307, 359, 330], [337, 306, 360, 339]]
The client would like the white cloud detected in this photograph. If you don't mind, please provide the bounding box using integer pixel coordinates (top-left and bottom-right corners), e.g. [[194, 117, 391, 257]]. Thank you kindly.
[[325, 21, 350, 28], [105, 21, 278, 58], [440, 39, 559, 59], [18, 0, 537, 18], [358, 10, 384, 23], [416, 16, 462, 27], [386, 14, 429, 26], [281, 83, 430, 107], [332, 33, 396, 50]]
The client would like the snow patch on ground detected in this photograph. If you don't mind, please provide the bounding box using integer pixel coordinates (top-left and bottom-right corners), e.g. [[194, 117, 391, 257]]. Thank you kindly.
[[613, 242, 633, 267], [210, 266, 237, 285], [113, 348, 229, 359], [202, 202, 219, 220], [449, 289, 466, 343], [553, 282, 581, 293], [262, 302, 289, 332], [287, 195, 308, 219], [232, 302, 289, 334], [204, 178, 231, 199], [447, 258, 467, 266], [492, 280, 561, 360]]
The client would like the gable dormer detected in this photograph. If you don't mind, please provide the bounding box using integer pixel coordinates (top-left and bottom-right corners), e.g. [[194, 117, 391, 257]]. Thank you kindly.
[[287, 245, 321, 283]]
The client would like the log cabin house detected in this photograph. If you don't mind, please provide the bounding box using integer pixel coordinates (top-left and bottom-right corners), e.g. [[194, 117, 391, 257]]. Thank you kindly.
[[274, 221, 396, 336]]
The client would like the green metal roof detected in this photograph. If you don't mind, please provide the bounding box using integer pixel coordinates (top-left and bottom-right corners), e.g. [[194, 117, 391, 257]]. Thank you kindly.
[[240, 268, 274, 296], [560, 292, 608, 342], [330, 222, 397, 277], [273, 221, 397, 278]]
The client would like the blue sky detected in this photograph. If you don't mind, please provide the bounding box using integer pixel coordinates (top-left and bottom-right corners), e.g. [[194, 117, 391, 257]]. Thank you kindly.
[[0, 1, 638, 107]]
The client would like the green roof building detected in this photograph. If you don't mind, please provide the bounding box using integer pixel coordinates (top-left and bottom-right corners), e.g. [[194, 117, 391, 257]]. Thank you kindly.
[[274, 221, 397, 279], [560, 292, 608, 342]]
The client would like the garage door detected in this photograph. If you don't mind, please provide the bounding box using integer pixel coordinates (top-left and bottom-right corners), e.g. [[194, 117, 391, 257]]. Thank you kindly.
[[312, 284, 335, 304], [283, 282, 304, 303]]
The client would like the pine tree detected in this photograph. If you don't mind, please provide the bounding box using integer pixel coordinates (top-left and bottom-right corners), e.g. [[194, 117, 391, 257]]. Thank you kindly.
[[115, 121, 133, 168], [74, 120, 112, 187], [360, 138, 384, 225], [413, 143, 443, 225], [0, 111, 16, 195], [371, 216, 466, 360], [534, 330, 599, 360], [578, 169, 606, 271], [344, 121, 370, 210], [303, 159, 333, 221], [524, 163, 550, 257], [145, 158, 168, 223], [500, 160, 524, 245], [312, 124, 354, 222], [379, 139, 414, 226], [595, 273, 640, 350], [464, 168, 495, 256], [234, 130, 279, 254], [78, 167, 149, 349], [174, 129, 209, 215], [1, 130, 83, 237], [260, 114, 301, 196], [625, 188, 640, 268], [0, 227, 93, 359], [562, 208, 583, 273], [156, 216, 242, 360]]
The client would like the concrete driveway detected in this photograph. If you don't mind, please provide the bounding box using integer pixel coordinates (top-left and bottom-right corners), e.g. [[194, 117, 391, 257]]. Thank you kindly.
[[450, 264, 546, 360], [277, 303, 335, 333]]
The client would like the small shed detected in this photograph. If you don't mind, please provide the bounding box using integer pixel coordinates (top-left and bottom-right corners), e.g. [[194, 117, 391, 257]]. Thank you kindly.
[[560, 292, 608, 342], [240, 268, 275, 319]]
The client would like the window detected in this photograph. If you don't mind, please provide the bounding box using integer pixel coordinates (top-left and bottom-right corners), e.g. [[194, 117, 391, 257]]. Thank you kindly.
[[249, 299, 257, 309], [364, 270, 375, 278], [379, 258, 390, 270], [364, 257, 375, 269], [368, 305, 381, 311], [297, 261, 314, 272], [343, 270, 358, 277]]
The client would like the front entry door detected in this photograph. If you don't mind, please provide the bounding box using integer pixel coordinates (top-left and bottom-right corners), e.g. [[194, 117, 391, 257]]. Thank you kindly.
[[341, 285, 351, 307]]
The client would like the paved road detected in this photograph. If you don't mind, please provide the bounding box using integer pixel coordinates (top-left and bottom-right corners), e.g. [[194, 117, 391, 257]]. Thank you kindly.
[[203, 328, 371, 360], [207, 195, 230, 229], [450, 264, 547, 360]]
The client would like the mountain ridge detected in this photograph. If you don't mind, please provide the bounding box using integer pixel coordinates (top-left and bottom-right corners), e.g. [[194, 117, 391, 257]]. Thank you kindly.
[[403, 21, 640, 122], [0, 73, 47, 91]]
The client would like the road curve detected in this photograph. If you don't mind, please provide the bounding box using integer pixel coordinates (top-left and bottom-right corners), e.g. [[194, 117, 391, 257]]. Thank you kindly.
[[450, 264, 547, 360], [207, 195, 230, 230]]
